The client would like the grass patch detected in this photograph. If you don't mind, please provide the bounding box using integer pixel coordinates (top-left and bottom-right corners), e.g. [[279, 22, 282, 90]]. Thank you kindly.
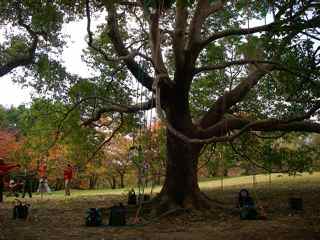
[[6, 172, 320, 202], [200, 172, 320, 190]]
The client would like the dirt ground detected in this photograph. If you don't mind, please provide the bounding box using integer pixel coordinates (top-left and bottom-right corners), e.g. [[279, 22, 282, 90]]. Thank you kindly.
[[1, 183, 320, 240]]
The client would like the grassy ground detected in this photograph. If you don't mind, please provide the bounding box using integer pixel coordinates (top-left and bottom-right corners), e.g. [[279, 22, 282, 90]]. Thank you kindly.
[[1, 172, 320, 240], [5, 172, 319, 201]]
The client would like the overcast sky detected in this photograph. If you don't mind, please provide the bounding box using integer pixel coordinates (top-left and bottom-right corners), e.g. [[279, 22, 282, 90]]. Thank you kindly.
[[0, 19, 97, 107]]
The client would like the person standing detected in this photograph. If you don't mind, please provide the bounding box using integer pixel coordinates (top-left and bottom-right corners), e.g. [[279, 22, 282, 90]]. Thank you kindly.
[[37, 160, 52, 199], [38, 176, 51, 193], [22, 170, 36, 198], [37, 160, 47, 192], [64, 164, 73, 196]]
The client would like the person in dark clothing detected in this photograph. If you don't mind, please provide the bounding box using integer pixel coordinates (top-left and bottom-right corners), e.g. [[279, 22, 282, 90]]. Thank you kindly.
[[238, 189, 255, 208], [22, 171, 36, 198], [238, 189, 258, 220]]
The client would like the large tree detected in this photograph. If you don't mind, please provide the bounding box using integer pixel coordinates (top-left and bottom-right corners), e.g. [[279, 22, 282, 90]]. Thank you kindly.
[[1, 0, 320, 211]]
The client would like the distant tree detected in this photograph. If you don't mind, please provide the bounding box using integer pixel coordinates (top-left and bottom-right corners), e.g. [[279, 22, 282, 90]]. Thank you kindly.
[[0, 129, 20, 160], [103, 134, 132, 188], [228, 133, 318, 175]]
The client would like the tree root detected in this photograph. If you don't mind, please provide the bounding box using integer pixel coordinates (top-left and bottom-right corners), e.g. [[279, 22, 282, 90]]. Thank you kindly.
[[125, 191, 240, 225]]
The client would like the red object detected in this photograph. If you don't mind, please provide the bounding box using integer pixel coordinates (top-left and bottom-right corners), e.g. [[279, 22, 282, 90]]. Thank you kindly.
[[38, 163, 47, 178], [64, 166, 73, 180], [0, 163, 19, 175]]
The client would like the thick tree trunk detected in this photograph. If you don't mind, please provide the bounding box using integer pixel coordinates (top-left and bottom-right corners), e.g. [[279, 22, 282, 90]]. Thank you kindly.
[[157, 131, 210, 211], [153, 73, 212, 212]]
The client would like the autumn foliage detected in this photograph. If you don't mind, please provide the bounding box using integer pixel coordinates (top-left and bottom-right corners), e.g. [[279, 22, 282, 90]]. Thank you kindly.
[[0, 129, 20, 161]]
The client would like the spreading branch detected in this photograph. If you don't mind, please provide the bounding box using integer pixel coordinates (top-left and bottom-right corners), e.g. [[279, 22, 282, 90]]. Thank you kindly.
[[157, 97, 320, 145], [200, 14, 320, 49], [104, 1, 155, 91], [149, 8, 169, 76], [188, 0, 226, 51], [199, 64, 275, 128], [39, 95, 151, 159], [194, 59, 281, 74], [85, 0, 151, 64], [49, 95, 154, 147], [200, 98, 320, 138], [86, 114, 124, 163], [81, 97, 154, 126], [166, 118, 320, 145]]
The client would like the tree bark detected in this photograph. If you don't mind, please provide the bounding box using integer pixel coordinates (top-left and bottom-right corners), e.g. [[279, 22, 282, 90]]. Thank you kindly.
[[157, 130, 210, 211]]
